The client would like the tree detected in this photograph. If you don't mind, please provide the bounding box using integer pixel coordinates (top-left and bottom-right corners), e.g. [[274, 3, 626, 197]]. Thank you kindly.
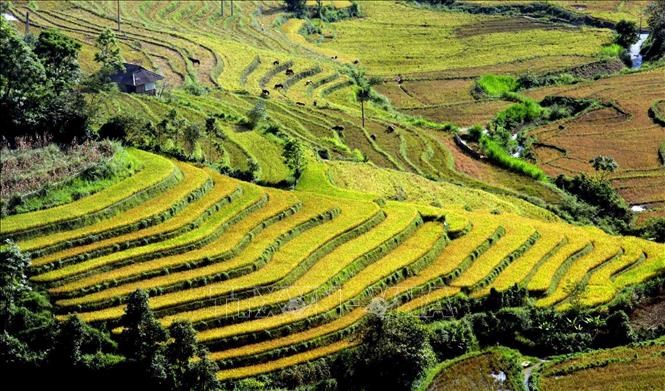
[[187, 354, 220, 391], [284, 0, 306, 16], [589, 155, 618, 181], [0, 17, 46, 137], [615, 20, 639, 47], [0, 240, 30, 331], [643, 0, 665, 60], [429, 319, 477, 361], [283, 137, 306, 180], [94, 28, 124, 77], [118, 289, 167, 363], [337, 313, 435, 391], [34, 28, 82, 92], [166, 321, 199, 386], [245, 99, 267, 129], [50, 316, 85, 368], [184, 123, 203, 155], [355, 82, 372, 128]]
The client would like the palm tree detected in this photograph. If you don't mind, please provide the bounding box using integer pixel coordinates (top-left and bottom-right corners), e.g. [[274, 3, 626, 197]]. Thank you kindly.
[[355, 82, 372, 128]]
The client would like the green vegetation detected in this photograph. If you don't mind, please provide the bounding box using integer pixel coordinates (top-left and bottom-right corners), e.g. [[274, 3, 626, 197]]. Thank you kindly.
[[3, 143, 140, 216], [476, 74, 518, 98], [480, 137, 547, 181]]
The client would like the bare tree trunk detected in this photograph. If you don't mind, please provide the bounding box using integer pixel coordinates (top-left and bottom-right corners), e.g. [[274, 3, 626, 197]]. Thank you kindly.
[[221, 0, 224, 16], [117, 0, 121, 32], [230, 0, 234, 16], [361, 100, 365, 128], [25, 11, 30, 35]]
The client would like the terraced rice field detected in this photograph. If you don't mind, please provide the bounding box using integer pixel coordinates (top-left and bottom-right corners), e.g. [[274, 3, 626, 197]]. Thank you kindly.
[[525, 69, 665, 215], [536, 339, 665, 391], [5, 150, 663, 381], [5, 0, 622, 202], [418, 348, 524, 391]]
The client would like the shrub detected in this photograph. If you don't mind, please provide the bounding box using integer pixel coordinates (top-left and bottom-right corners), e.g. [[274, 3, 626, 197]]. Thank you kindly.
[[479, 137, 547, 181], [615, 20, 639, 48], [429, 319, 477, 360]]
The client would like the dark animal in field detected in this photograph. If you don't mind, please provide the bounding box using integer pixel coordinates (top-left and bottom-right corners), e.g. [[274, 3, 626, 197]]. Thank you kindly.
[[296, 101, 305, 106], [353, 59, 360, 64], [261, 89, 270, 97], [313, 100, 317, 107], [370, 133, 377, 141], [331, 55, 338, 60], [559, 124, 565, 130], [274, 83, 284, 89], [285, 68, 295, 76], [273, 60, 280, 65], [332, 125, 344, 132], [189, 57, 201, 66], [386, 125, 395, 133], [305, 80, 313, 86]]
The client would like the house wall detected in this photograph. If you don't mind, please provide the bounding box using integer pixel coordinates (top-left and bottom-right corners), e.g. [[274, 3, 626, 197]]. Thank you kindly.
[[145, 82, 156, 91]]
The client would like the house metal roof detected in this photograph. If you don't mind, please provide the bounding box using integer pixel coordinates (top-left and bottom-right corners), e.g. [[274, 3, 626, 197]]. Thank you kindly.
[[110, 63, 164, 86]]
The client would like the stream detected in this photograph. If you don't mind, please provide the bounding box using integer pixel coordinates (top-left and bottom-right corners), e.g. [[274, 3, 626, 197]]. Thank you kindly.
[[630, 33, 649, 69]]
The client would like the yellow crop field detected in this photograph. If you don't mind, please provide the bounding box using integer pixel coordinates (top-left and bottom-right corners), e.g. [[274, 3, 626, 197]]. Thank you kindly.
[[4, 0, 665, 385], [19, 161, 210, 252]]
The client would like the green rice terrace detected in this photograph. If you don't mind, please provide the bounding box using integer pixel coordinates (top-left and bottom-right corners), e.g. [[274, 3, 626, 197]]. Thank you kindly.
[[0, 0, 664, 390]]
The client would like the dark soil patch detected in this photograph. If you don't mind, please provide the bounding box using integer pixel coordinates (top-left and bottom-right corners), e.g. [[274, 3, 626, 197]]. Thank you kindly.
[[630, 294, 665, 332]]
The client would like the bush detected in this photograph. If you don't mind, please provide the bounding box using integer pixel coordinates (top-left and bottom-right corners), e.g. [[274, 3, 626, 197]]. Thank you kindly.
[[480, 137, 547, 181], [98, 115, 144, 142], [429, 319, 477, 360], [615, 20, 639, 48]]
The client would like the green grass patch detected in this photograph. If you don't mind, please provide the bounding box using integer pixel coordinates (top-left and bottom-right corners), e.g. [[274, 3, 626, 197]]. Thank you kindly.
[[8, 147, 140, 216], [480, 137, 547, 181], [477, 74, 518, 98]]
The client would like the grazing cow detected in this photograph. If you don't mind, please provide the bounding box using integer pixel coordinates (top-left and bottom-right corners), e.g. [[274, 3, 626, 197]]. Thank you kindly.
[[305, 80, 313, 86], [274, 83, 284, 89], [189, 57, 201, 66], [285, 68, 294, 76], [273, 60, 280, 65], [386, 125, 395, 133], [296, 101, 305, 106], [370, 133, 377, 141], [261, 89, 270, 97], [353, 59, 360, 64], [332, 125, 344, 132]]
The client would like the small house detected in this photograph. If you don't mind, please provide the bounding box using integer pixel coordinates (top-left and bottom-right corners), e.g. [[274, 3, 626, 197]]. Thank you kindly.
[[110, 63, 164, 95]]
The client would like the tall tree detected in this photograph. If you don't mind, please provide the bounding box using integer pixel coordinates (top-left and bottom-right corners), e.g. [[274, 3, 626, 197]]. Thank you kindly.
[[355, 82, 371, 128], [34, 29, 82, 93], [118, 289, 167, 363], [0, 17, 46, 137], [643, 0, 665, 60], [50, 316, 85, 368], [337, 313, 435, 391], [0, 240, 30, 331], [94, 28, 124, 76]]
